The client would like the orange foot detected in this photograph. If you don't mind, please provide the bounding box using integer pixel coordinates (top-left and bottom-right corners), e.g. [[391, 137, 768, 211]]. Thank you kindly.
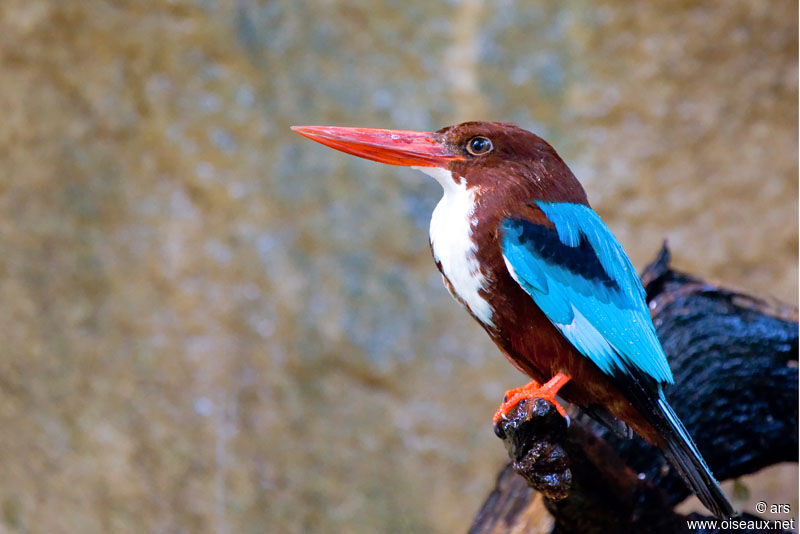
[[492, 372, 572, 424]]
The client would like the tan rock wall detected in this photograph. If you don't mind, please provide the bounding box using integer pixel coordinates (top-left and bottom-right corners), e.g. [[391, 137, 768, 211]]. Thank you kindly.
[[0, 1, 795, 532]]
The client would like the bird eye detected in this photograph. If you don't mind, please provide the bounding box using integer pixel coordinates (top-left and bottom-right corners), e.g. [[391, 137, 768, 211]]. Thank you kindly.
[[466, 136, 493, 156]]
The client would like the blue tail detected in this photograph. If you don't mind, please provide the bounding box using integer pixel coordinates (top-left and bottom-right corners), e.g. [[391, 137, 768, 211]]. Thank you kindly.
[[656, 393, 735, 519]]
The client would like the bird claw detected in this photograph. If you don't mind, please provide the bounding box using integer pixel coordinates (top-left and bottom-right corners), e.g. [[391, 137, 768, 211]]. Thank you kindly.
[[492, 373, 572, 425]]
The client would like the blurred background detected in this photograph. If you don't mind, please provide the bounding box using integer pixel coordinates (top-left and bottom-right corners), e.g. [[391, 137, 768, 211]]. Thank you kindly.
[[0, 0, 796, 532]]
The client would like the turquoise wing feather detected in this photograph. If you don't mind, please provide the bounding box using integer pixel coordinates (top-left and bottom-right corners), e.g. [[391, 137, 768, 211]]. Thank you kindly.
[[500, 201, 673, 384]]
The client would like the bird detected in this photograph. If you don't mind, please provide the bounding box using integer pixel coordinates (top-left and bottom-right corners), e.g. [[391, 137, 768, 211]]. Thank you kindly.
[[291, 121, 734, 519]]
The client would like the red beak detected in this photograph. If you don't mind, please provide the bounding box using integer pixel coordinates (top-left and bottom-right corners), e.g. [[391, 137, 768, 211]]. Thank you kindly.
[[290, 125, 464, 167]]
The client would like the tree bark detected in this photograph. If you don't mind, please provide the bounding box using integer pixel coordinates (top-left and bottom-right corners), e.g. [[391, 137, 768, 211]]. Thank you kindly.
[[470, 245, 798, 534]]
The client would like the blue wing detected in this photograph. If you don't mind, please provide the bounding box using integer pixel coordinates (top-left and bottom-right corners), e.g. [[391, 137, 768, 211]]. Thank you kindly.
[[500, 201, 673, 384]]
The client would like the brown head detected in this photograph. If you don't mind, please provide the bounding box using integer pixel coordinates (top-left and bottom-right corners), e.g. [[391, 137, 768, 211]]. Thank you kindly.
[[291, 121, 589, 207]]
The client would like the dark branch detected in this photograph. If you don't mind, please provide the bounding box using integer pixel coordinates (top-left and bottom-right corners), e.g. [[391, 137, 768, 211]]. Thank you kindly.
[[470, 244, 798, 534]]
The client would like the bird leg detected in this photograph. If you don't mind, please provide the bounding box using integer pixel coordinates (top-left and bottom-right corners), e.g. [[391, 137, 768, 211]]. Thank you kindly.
[[493, 373, 571, 424]]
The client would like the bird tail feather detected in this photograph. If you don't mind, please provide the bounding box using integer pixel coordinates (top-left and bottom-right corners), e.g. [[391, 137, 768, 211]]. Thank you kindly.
[[656, 394, 735, 519]]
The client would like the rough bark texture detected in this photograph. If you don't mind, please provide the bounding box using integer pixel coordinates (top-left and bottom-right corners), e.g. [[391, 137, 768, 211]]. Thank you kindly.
[[470, 245, 798, 534]]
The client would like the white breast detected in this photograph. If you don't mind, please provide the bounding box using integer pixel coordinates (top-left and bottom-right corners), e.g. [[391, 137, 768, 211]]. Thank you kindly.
[[413, 166, 494, 327]]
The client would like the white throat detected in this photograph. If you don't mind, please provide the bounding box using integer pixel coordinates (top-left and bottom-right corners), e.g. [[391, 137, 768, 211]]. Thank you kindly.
[[412, 166, 494, 327]]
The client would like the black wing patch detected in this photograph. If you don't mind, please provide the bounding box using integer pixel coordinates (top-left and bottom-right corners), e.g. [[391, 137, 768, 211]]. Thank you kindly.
[[511, 220, 620, 292]]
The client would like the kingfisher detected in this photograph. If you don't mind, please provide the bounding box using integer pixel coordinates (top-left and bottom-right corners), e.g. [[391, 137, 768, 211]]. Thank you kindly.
[[291, 121, 734, 519]]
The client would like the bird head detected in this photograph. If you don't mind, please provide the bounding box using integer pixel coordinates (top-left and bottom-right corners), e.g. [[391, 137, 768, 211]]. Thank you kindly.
[[291, 121, 588, 205]]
